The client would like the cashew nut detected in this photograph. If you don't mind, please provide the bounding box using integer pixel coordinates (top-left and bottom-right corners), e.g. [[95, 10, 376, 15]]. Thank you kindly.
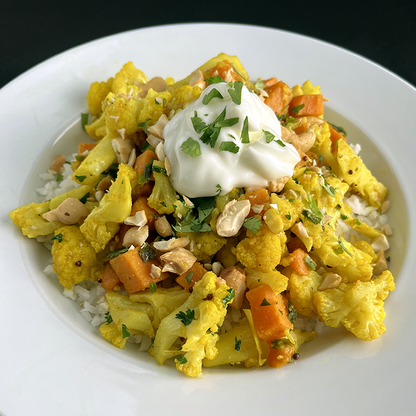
[[147, 114, 169, 139], [124, 210, 147, 227], [212, 262, 224, 276], [216, 199, 251, 237], [189, 69, 207, 90], [150, 264, 162, 280], [373, 250, 388, 276], [296, 131, 316, 153], [268, 176, 289, 193], [139, 77, 167, 98], [291, 222, 309, 239], [43, 198, 89, 225], [147, 134, 163, 149], [112, 137, 134, 164], [155, 142, 165, 162], [219, 266, 247, 309], [371, 234, 390, 253], [122, 225, 149, 248], [155, 216, 173, 237], [318, 273, 342, 291], [160, 248, 196, 274], [97, 175, 113, 192], [153, 237, 189, 252]]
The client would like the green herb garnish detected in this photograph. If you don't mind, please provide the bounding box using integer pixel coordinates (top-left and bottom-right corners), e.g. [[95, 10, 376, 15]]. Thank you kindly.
[[121, 324, 130, 339], [222, 288, 235, 307], [149, 282, 157, 293], [204, 76, 224, 84], [176, 355, 188, 364], [241, 116, 249, 143], [202, 88, 223, 105], [75, 175, 87, 183], [106, 247, 129, 259], [186, 271, 193, 284], [328, 122, 347, 137], [218, 141, 240, 154], [243, 217, 262, 233], [228, 81, 243, 105], [176, 309, 196, 326], [291, 104, 305, 115], [56, 173, 63, 182], [81, 113, 89, 130], [285, 213, 291, 220], [235, 337, 242, 352], [263, 130, 275, 143], [260, 298, 271, 306], [288, 300, 297, 324], [51, 233, 63, 243], [271, 338, 294, 349], [255, 79, 265, 90], [276, 139, 286, 147], [340, 214, 348, 220], [139, 243, 156, 262], [104, 312, 113, 325], [138, 157, 155, 184], [338, 236, 353, 257], [181, 138, 201, 158], [305, 255, 316, 270], [137, 118, 151, 134], [232, 65, 247, 81], [191, 111, 207, 134]]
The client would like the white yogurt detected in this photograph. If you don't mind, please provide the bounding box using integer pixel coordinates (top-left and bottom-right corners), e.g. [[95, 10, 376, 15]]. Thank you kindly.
[[164, 82, 300, 197]]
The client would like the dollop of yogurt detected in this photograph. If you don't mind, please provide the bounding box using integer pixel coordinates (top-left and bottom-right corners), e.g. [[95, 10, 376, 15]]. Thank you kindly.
[[164, 82, 300, 197]]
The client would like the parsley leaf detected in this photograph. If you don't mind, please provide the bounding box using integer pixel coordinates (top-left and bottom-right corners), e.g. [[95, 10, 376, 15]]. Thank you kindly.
[[137, 118, 151, 134], [75, 175, 87, 183], [105, 312, 113, 325], [235, 337, 242, 352], [241, 116, 249, 143], [243, 217, 262, 233], [288, 300, 297, 324], [175, 309, 196, 326], [81, 113, 89, 131], [149, 282, 157, 293], [263, 130, 275, 143], [228, 81, 243, 105], [222, 288, 235, 307], [204, 76, 224, 84], [305, 255, 316, 270], [260, 298, 271, 306], [218, 141, 240, 154], [191, 111, 207, 134], [199, 108, 226, 148], [186, 271, 193, 284], [216, 184, 222, 195], [121, 324, 130, 339], [215, 117, 239, 128], [202, 88, 223, 105], [51, 233, 63, 243], [106, 247, 129, 259], [291, 104, 305, 115], [181, 138, 201, 157], [276, 139, 286, 147], [176, 355, 188, 364]]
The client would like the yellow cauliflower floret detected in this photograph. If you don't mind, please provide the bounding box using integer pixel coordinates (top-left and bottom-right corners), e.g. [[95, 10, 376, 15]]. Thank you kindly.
[[233, 226, 283, 272], [51, 225, 102, 289], [286, 269, 323, 318], [111, 61, 148, 94], [336, 139, 388, 209], [314, 272, 395, 341], [310, 123, 339, 175], [86, 78, 114, 115], [292, 80, 322, 97], [80, 164, 137, 252], [170, 85, 202, 112], [9, 185, 92, 238], [103, 92, 142, 137], [152, 272, 232, 378], [215, 237, 238, 268], [270, 193, 303, 231], [182, 231, 227, 262], [99, 292, 155, 349], [246, 269, 288, 293], [137, 89, 172, 125]]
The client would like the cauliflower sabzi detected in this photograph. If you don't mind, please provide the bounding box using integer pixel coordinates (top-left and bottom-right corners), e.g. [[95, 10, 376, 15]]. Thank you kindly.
[[9, 53, 396, 378]]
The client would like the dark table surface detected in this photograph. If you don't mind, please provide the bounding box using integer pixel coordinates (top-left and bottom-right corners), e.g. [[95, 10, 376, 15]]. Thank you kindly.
[[1, 0, 415, 89]]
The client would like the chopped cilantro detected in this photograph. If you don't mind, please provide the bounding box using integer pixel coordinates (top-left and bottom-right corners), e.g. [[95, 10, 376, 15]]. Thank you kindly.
[[56, 173, 63, 182], [152, 165, 167, 176], [340, 214, 348, 220], [243, 217, 262, 233], [163, 98, 167, 108], [215, 117, 239, 128], [173, 196, 215, 233], [139, 243, 156, 262], [255, 79, 265, 90], [260, 298, 271, 306], [137, 118, 151, 134], [218, 141, 240, 154], [181, 138, 201, 158], [276, 139, 286, 147], [191, 111, 207, 134], [51, 233, 63, 243], [176, 355, 188, 364], [334, 247, 344, 255], [241, 116, 249, 143], [291, 104, 305, 115], [81, 113, 89, 131], [235, 337, 242, 352], [175, 309, 196, 326], [263, 130, 275, 143], [149, 282, 157, 293], [328, 122, 347, 137], [222, 288, 235, 307], [75, 175, 87, 183], [306, 193, 323, 222], [288, 300, 297, 324], [121, 324, 130, 339], [199, 108, 226, 148], [202, 88, 223, 105], [355, 219, 362, 225], [139, 140, 153, 152], [289, 198, 295, 202], [228, 81, 243, 105], [338, 236, 353, 257], [305, 255, 316, 270], [79, 192, 90, 204], [285, 213, 291, 220], [186, 271, 193, 284], [106, 247, 129, 259], [386, 256, 391, 262], [138, 157, 155, 184], [216, 184, 222, 195], [271, 338, 294, 349], [204, 76, 224, 84], [104, 312, 113, 325], [322, 178, 336, 197], [318, 153, 325, 164], [302, 209, 321, 225]]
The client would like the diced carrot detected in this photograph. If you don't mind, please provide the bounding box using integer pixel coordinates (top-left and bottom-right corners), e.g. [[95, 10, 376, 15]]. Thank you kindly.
[[133, 150, 157, 181], [99, 262, 122, 292], [268, 343, 295, 368], [78, 142, 97, 154], [262, 77, 278, 88], [289, 248, 310, 276], [293, 122, 308, 135], [110, 248, 168, 293], [245, 188, 269, 217], [246, 284, 293, 342], [176, 262, 207, 290], [289, 95, 324, 117], [50, 154, 65, 172], [329, 125, 348, 152], [286, 236, 307, 253], [246, 284, 294, 368], [264, 81, 293, 115], [137, 182, 154, 198], [131, 196, 158, 231], [206, 60, 243, 82]]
